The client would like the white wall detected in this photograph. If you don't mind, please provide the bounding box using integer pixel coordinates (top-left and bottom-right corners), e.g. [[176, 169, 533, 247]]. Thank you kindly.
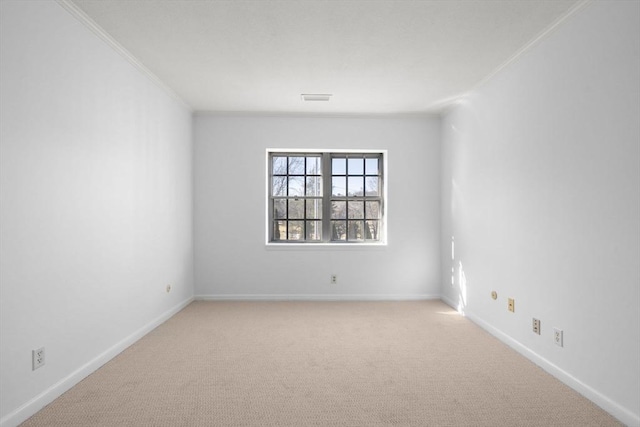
[[0, 2, 194, 425], [194, 115, 440, 299], [441, 1, 639, 425]]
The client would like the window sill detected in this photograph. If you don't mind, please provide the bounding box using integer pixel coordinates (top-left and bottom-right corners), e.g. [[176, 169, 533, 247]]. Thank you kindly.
[[265, 242, 388, 251]]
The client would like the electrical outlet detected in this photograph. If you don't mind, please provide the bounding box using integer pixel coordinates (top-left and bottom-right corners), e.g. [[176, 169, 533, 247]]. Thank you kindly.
[[508, 298, 515, 312], [330, 274, 337, 284], [532, 318, 541, 335], [32, 347, 45, 370], [554, 328, 563, 347]]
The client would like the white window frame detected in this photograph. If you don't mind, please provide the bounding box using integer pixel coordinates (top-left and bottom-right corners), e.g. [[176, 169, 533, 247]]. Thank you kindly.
[[266, 149, 387, 246]]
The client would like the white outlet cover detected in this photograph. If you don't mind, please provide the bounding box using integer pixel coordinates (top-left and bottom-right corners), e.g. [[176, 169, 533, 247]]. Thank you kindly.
[[32, 347, 45, 370], [553, 328, 563, 347]]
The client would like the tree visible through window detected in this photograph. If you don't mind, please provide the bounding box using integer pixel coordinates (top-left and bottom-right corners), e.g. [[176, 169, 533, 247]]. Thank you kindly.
[[268, 151, 384, 243]]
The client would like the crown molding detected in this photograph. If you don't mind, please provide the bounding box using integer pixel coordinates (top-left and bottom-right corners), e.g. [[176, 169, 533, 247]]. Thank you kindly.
[[192, 110, 441, 119], [473, 0, 592, 92], [56, 0, 192, 112]]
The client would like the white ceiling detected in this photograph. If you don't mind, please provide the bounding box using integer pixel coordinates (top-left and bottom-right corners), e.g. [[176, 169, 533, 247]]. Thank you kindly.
[[69, 0, 582, 114]]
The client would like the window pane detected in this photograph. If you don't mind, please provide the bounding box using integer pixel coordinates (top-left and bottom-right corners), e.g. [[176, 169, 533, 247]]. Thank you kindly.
[[306, 177, 322, 196], [288, 176, 304, 196], [365, 220, 380, 240], [348, 220, 365, 241], [348, 201, 364, 219], [306, 221, 322, 240], [332, 176, 346, 196], [365, 158, 379, 175], [331, 221, 346, 241], [306, 157, 322, 175], [332, 158, 346, 175], [272, 176, 287, 196], [288, 199, 304, 219], [288, 221, 304, 240], [331, 201, 346, 219], [288, 157, 305, 175], [274, 199, 287, 219], [365, 177, 379, 196], [365, 201, 380, 219], [272, 156, 287, 175], [348, 158, 364, 175], [273, 221, 286, 241], [347, 177, 364, 196], [306, 199, 322, 219]]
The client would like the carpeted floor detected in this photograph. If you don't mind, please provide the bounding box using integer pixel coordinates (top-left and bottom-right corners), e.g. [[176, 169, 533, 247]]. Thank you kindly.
[[22, 300, 621, 426]]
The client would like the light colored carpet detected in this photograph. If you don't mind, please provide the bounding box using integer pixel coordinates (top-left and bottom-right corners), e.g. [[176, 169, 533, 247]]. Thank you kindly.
[[22, 300, 621, 426]]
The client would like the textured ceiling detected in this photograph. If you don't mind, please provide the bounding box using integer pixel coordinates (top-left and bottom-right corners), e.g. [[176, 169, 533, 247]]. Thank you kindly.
[[69, 0, 582, 114]]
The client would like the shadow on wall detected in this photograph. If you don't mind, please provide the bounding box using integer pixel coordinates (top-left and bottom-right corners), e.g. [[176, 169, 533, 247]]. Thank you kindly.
[[449, 104, 475, 318]]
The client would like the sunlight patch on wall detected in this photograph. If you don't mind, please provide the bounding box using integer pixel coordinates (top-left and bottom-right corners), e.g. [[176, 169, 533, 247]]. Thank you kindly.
[[457, 260, 467, 316]]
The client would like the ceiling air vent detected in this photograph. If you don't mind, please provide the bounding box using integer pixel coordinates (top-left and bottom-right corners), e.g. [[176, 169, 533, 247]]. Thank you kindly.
[[301, 94, 332, 102]]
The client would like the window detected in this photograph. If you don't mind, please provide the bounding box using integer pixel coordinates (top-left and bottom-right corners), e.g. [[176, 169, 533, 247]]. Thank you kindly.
[[268, 151, 385, 244]]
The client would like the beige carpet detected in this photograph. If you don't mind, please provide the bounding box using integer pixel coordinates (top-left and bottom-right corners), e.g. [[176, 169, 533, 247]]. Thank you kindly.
[[22, 301, 621, 426]]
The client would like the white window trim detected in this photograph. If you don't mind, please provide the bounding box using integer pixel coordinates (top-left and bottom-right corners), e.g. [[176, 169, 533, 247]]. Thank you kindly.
[[265, 148, 388, 247]]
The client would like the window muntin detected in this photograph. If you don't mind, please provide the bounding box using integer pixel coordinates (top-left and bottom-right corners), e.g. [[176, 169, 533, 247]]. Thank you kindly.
[[269, 151, 384, 243]]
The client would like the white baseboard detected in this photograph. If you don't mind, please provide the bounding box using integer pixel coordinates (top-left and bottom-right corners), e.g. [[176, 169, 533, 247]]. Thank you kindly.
[[195, 294, 440, 301], [440, 296, 639, 427], [0, 297, 194, 427]]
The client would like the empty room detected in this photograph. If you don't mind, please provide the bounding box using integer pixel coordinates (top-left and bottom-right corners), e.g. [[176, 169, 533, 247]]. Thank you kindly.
[[1, 0, 638, 426]]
